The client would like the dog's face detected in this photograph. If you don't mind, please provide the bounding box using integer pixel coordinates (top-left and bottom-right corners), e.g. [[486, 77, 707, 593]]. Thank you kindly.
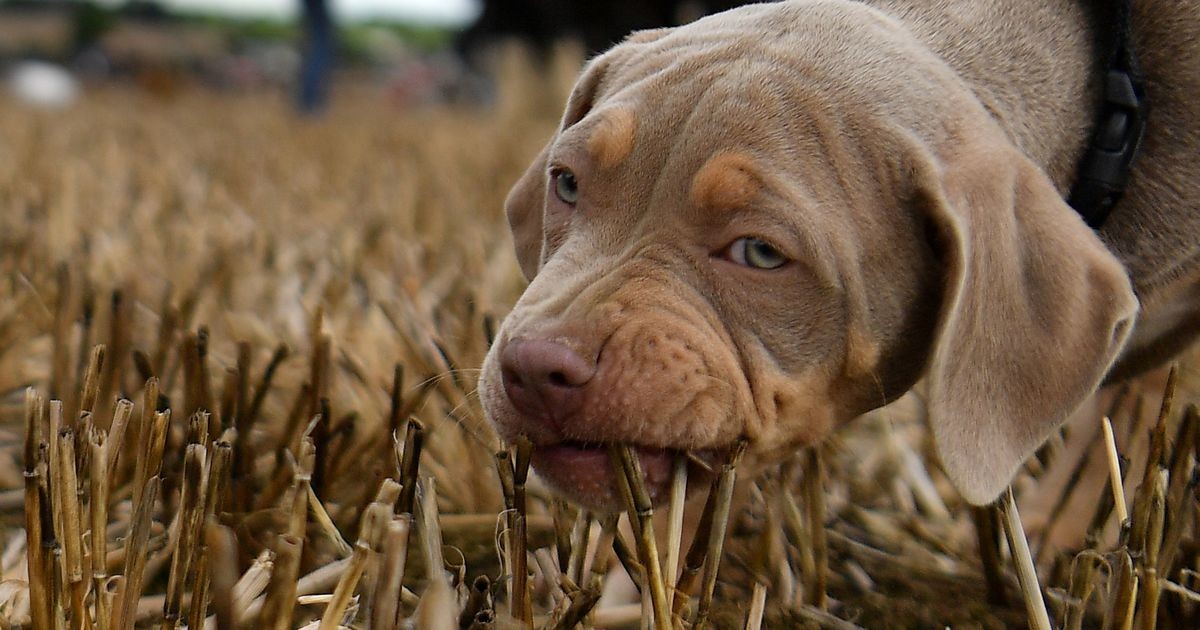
[[479, 3, 1138, 509]]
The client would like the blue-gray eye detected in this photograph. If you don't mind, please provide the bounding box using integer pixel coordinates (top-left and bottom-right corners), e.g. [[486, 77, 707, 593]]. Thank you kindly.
[[553, 168, 579, 205], [728, 237, 788, 269]]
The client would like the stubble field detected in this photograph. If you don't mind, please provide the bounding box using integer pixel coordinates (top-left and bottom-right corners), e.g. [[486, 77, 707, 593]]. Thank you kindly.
[[0, 55, 1197, 628]]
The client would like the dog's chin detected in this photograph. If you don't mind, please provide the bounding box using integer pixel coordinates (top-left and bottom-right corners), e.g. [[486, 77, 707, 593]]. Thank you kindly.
[[528, 442, 719, 512]]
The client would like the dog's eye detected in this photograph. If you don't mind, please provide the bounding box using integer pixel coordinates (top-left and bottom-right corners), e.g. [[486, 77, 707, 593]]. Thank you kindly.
[[728, 237, 788, 269], [552, 168, 579, 205]]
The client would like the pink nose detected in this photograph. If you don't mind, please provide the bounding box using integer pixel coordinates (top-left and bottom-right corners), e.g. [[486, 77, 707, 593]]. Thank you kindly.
[[500, 338, 595, 429]]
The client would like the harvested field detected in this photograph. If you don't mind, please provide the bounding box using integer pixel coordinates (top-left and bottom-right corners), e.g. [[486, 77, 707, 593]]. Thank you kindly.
[[0, 60, 1198, 628]]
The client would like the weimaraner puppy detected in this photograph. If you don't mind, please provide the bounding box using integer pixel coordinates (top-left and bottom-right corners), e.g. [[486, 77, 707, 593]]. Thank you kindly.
[[478, 0, 1200, 507]]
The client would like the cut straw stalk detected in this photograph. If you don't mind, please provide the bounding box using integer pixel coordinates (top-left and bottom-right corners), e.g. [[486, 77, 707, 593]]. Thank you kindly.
[[290, 439, 315, 541], [89, 431, 111, 630], [1158, 404, 1199, 573], [694, 443, 745, 630], [25, 389, 52, 630], [359, 500, 391, 624], [371, 515, 411, 630], [610, 528, 645, 590], [307, 483, 354, 557], [1063, 551, 1102, 630], [231, 550, 276, 624], [458, 575, 492, 628], [534, 548, 565, 605], [495, 446, 529, 625], [318, 541, 370, 630], [190, 441, 230, 628], [513, 438, 533, 626], [673, 482, 719, 621], [47, 401, 64, 573], [1102, 416, 1129, 523], [104, 399, 134, 490], [1134, 469, 1167, 630], [564, 510, 591, 588], [260, 535, 303, 630], [417, 477, 458, 626], [665, 456, 687, 611], [1127, 371, 1175, 550], [132, 378, 159, 503], [609, 445, 672, 630], [551, 500, 574, 584], [998, 488, 1052, 630], [144, 410, 171, 485], [54, 428, 88, 630], [187, 553, 210, 630], [552, 586, 601, 630], [418, 478, 447, 579], [203, 440, 233, 526], [745, 581, 768, 630], [588, 516, 619, 592], [162, 443, 208, 629], [397, 419, 425, 516], [79, 344, 106, 418], [1105, 550, 1137, 630], [118, 477, 161, 630]]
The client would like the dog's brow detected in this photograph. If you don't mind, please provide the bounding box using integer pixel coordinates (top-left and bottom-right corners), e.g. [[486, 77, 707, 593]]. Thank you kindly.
[[586, 107, 638, 170], [690, 150, 761, 211]]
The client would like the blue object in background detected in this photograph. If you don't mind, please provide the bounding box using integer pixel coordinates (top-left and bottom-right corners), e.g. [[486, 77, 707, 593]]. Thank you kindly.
[[299, 0, 334, 114]]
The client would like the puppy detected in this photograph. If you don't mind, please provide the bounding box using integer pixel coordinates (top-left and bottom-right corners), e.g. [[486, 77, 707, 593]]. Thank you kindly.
[[478, 0, 1200, 508]]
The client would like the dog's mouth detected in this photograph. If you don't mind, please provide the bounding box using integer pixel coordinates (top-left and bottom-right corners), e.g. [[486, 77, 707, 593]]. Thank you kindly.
[[529, 440, 727, 511]]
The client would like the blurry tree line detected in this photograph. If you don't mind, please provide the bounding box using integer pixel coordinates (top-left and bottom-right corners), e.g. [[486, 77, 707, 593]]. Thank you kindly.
[[1, 0, 766, 111]]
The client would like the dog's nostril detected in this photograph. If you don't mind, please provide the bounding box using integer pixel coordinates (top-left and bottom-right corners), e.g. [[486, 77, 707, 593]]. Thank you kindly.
[[499, 338, 596, 420], [504, 366, 525, 388]]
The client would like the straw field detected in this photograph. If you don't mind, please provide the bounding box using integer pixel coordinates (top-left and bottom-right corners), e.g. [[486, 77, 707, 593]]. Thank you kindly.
[[0, 52, 1198, 629]]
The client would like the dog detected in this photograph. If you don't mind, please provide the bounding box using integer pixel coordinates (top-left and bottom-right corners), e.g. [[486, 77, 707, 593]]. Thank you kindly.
[[478, 0, 1200, 509]]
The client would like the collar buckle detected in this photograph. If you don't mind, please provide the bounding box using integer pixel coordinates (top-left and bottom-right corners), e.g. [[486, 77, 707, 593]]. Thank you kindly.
[[1067, 60, 1148, 229]]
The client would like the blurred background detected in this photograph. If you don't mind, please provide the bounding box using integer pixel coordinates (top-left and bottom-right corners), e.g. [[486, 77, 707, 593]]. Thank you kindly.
[[0, 0, 753, 111]]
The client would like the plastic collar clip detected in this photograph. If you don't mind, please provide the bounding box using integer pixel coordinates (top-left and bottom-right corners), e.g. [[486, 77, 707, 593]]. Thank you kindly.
[[1067, 65, 1148, 229]]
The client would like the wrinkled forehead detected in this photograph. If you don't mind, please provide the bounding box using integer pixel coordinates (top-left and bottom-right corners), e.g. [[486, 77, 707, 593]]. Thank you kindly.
[[551, 50, 868, 227], [552, 0, 967, 181], [560, 56, 796, 165]]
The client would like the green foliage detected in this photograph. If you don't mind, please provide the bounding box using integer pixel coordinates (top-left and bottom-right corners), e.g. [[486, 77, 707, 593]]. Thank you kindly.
[[72, 1, 116, 50]]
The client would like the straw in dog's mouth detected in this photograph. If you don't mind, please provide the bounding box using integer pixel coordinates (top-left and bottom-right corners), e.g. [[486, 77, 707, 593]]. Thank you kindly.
[[528, 440, 724, 511]]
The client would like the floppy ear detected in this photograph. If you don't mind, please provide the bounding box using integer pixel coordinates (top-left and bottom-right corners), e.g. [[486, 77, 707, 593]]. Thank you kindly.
[[505, 56, 614, 280], [505, 144, 550, 280], [916, 141, 1138, 505]]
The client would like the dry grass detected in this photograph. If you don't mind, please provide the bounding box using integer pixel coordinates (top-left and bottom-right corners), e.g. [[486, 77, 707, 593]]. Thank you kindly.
[[0, 52, 1197, 628]]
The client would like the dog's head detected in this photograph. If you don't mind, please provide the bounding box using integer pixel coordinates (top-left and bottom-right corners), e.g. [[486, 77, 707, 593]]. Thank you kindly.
[[479, 3, 1137, 508]]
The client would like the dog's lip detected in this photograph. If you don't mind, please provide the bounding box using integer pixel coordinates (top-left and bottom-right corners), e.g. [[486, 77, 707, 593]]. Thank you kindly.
[[529, 441, 722, 511]]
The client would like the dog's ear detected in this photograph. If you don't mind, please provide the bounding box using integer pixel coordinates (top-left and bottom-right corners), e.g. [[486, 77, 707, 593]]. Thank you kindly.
[[507, 57, 614, 280], [505, 144, 550, 280], [561, 55, 611, 129], [914, 140, 1138, 505]]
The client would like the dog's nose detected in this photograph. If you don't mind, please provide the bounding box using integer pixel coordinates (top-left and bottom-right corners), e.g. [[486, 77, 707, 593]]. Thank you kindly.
[[500, 338, 595, 427]]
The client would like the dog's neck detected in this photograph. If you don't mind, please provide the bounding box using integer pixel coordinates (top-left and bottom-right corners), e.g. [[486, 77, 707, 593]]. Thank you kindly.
[[869, 0, 1099, 193]]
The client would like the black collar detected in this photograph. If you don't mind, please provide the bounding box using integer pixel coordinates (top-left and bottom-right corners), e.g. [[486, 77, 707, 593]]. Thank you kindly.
[[1068, 0, 1148, 229]]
